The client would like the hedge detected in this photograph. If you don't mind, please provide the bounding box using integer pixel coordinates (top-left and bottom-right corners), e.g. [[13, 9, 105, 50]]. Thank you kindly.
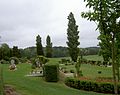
[[44, 63, 59, 82], [10, 57, 19, 65], [0, 63, 4, 95], [0, 60, 9, 64], [65, 77, 119, 94]]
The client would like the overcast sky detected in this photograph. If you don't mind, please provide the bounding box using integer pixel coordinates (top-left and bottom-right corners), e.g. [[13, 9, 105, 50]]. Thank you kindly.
[[0, 0, 99, 48]]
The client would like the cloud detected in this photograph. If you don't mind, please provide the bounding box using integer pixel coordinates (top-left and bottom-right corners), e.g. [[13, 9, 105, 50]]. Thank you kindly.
[[0, 0, 99, 48]]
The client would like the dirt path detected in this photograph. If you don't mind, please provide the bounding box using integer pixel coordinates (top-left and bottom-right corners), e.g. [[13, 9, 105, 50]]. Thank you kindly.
[[4, 85, 21, 95]]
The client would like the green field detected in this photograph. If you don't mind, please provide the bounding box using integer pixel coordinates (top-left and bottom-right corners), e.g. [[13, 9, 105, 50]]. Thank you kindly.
[[83, 55, 103, 61], [2, 55, 112, 95], [61, 64, 112, 78]]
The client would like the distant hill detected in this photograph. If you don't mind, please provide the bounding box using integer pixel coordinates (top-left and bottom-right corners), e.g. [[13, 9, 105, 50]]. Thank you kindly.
[[20, 46, 100, 59]]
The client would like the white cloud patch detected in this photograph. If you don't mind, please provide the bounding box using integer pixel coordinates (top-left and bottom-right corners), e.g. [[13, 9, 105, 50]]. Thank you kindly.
[[0, 0, 99, 48]]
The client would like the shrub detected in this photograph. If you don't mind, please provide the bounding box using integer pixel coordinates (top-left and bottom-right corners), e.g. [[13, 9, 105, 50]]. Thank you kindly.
[[61, 59, 67, 64], [103, 61, 108, 67], [10, 57, 19, 65], [66, 59, 70, 63], [0, 60, 9, 64], [44, 63, 59, 82], [19, 57, 28, 63], [98, 71, 102, 74], [97, 61, 102, 66], [65, 77, 118, 94], [70, 69, 75, 73], [58, 61, 62, 64], [37, 56, 49, 65], [65, 63, 68, 66]]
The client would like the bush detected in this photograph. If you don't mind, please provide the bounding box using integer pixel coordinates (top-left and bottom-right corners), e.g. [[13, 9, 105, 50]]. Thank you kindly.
[[44, 63, 59, 82], [37, 56, 49, 65], [98, 71, 102, 74], [65, 77, 118, 94], [0, 60, 9, 64], [70, 69, 75, 73], [19, 57, 28, 63], [61, 59, 67, 64], [10, 57, 19, 64]]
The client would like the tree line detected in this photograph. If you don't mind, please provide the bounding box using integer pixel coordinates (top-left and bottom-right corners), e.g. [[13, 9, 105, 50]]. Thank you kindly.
[[0, 43, 100, 60]]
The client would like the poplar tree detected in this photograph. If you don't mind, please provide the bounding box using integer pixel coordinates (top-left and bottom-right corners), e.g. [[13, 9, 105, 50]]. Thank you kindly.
[[67, 12, 80, 62], [36, 35, 44, 56], [46, 35, 52, 58]]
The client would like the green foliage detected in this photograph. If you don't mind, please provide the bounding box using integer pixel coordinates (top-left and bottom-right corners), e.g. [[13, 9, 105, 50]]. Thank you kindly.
[[61, 59, 68, 64], [21, 47, 37, 59], [12, 46, 21, 58], [31, 59, 37, 69], [10, 57, 19, 65], [19, 57, 28, 63], [46, 35, 52, 58], [36, 35, 44, 56], [0, 60, 9, 64], [82, 0, 120, 94], [0, 43, 10, 60], [37, 56, 49, 65], [44, 63, 59, 82], [19, 46, 99, 58], [67, 12, 80, 62], [65, 77, 118, 94], [52, 46, 69, 57]]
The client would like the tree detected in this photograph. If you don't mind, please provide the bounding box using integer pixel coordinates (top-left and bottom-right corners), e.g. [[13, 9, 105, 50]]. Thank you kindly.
[[46, 35, 52, 58], [0, 43, 10, 60], [12, 46, 21, 58], [36, 35, 44, 56], [21, 47, 37, 59], [81, 0, 120, 94], [66, 12, 80, 62]]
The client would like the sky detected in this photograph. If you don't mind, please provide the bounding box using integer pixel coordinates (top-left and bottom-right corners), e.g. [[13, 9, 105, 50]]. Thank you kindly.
[[0, 0, 99, 49]]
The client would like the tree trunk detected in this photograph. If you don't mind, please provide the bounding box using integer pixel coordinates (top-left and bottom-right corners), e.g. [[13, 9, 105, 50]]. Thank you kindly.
[[117, 67, 119, 82], [112, 37, 118, 94]]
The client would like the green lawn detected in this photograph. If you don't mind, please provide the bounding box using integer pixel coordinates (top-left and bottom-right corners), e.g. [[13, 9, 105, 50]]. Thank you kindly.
[[60, 64, 112, 78], [55, 55, 112, 78], [83, 55, 103, 61], [49, 55, 103, 62], [2, 62, 111, 95]]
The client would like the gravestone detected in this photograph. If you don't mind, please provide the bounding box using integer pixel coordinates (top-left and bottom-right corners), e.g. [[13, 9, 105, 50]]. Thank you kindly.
[[9, 59, 17, 70]]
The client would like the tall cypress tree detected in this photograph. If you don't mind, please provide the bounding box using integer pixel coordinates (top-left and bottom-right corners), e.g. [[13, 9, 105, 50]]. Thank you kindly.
[[67, 12, 80, 62], [36, 35, 44, 56], [46, 35, 52, 58]]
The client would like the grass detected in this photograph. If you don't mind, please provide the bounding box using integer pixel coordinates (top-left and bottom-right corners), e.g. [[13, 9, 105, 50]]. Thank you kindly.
[[2, 55, 112, 95], [58, 55, 112, 78], [83, 55, 103, 61], [0, 64, 4, 95], [60, 64, 112, 78]]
